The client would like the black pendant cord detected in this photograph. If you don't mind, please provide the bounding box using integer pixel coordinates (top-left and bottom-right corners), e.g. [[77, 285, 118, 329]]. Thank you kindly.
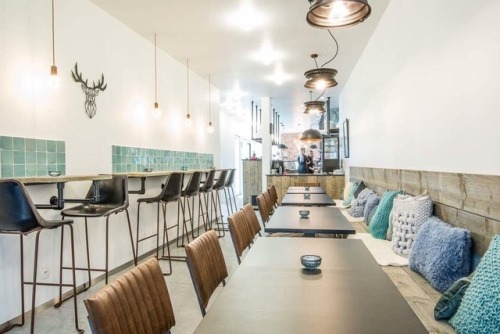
[[320, 30, 339, 68], [315, 89, 327, 101]]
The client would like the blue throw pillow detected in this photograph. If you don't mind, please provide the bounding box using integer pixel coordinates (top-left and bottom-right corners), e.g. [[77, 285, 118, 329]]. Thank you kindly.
[[342, 180, 361, 207], [347, 188, 374, 218], [367, 204, 379, 226], [450, 235, 500, 333], [369, 190, 400, 239], [434, 276, 472, 320], [363, 193, 380, 222], [409, 217, 471, 293]]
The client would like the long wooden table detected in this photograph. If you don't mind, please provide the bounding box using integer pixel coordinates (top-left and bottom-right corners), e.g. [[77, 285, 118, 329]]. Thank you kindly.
[[281, 193, 335, 206], [265, 206, 355, 236], [194, 238, 427, 334]]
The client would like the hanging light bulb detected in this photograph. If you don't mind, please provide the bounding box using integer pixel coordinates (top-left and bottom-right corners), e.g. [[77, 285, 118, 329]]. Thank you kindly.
[[207, 75, 214, 134], [306, 0, 371, 29], [152, 33, 161, 119], [185, 58, 192, 126], [48, 0, 59, 89]]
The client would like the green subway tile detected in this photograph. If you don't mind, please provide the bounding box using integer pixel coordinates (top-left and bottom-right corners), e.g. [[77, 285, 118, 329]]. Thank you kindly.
[[47, 141, 56, 152], [57, 153, 65, 163], [13, 166, 26, 177], [47, 152, 56, 164], [2, 150, 13, 164], [26, 152, 36, 164], [56, 164, 65, 174], [0, 136, 13, 150], [36, 165, 47, 176], [14, 151, 25, 164], [2, 164, 14, 178], [26, 138, 36, 152], [56, 141, 65, 153], [47, 164, 57, 172], [36, 139, 47, 152], [13, 137, 25, 151], [37, 152, 47, 164], [26, 164, 37, 177]]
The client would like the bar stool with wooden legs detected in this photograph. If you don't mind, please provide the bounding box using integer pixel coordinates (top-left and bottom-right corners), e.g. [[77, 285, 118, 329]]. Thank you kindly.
[[180, 171, 202, 239], [223, 168, 237, 215], [135, 172, 184, 275], [198, 169, 216, 232], [210, 169, 229, 237], [60, 175, 136, 289], [0, 180, 83, 333]]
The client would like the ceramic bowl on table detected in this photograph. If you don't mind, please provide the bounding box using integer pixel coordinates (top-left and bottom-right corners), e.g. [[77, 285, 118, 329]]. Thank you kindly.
[[48, 171, 61, 177], [299, 210, 310, 219], [303, 194, 311, 199], [300, 255, 322, 270]]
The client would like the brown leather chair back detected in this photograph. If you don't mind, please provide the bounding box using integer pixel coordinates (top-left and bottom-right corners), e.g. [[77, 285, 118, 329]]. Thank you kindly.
[[262, 191, 274, 215], [268, 185, 278, 207], [185, 230, 228, 316], [84, 258, 175, 334], [227, 210, 253, 264], [256, 194, 269, 224], [241, 203, 262, 238]]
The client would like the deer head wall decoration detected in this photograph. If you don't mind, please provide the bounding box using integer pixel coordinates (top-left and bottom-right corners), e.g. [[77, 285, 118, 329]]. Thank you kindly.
[[71, 63, 107, 118]]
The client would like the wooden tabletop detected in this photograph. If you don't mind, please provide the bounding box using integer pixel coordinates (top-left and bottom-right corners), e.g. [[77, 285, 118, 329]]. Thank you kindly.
[[194, 238, 427, 334], [287, 186, 326, 194], [15, 174, 112, 184], [281, 193, 335, 206], [265, 206, 355, 235]]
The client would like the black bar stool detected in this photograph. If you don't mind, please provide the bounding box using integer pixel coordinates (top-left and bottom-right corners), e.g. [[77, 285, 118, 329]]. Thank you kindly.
[[61, 175, 136, 288], [211, 169, 229, 237], [223, 168, 238, 215], [198, 169, 216, 232], [135, 172, 184, 275], [0, 180, 83, 334], [180, 171, 202, 240]]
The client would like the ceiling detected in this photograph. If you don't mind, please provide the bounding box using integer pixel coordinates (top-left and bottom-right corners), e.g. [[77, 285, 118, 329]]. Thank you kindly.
[[90, 0, 390, 131]]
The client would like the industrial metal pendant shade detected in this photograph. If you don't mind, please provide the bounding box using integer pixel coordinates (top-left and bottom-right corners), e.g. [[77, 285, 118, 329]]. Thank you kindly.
[[304, 68, 338, 89], [306, 0, 371, 29], [300, 128, 323, 143], [304, 100, 327, 114]]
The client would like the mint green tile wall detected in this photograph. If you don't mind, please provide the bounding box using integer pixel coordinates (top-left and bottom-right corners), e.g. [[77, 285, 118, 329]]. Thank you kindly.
[[0, 136, 65, 178], [112, 145, 214, 173]]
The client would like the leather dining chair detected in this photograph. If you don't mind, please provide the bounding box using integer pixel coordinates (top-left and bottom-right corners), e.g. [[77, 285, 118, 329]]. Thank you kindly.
[[0, 179, 83, 333], [180, 171, 203, 240], [227, 210, 253, 264], [262, 190, 274, 216], [210, 169, 229, 237], [268, 185, 279, 208], [240, 203, 262, 239], [223, 168, 237, 215], [256, 194, 270, 226], [61, 175, 136, 287], [84, 257, 175, 334], [185, 230, 228, 316]]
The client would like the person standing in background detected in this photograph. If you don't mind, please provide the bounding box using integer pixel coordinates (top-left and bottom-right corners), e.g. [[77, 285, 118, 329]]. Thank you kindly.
[[307, 150, 315, 173], [297, 147, 308, 173]]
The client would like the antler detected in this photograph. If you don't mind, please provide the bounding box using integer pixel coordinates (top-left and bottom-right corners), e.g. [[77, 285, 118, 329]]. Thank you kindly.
[[71, 63, 107, 91], [92, 74, 107, 91], [71, 63, 89, 88]]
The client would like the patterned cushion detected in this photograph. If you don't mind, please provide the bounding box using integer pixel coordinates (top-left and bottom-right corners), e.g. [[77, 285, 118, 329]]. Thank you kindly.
[[347, 188, 374, 218], [363, 193, 380, 222], [409, 217, 472, 292], [434, 275, 472, 320], [369, 190, 401, 239], [342, 180, 365, 206], [450, 235, 500, 333], [391, 193, 433, 257], [386, 208, 394, 241]]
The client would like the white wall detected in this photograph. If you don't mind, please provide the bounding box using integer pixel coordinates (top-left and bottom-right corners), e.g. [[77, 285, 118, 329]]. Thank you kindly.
[[341, 0, 500, 177], [0, 0, 223, 324]]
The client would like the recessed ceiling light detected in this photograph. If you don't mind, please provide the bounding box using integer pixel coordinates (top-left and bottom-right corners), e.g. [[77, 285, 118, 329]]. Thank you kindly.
[[227, 1, 267, 32], [268, 63, 291, 85], [251, 39, 283, 66]]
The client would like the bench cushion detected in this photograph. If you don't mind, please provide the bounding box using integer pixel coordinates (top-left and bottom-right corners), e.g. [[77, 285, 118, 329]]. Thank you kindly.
[[369, 190, 400, 239], [409, 217, 472, 292], [347, 188, 374, 217], [450, 235, 500, 333], [434, 276, 472, 320]]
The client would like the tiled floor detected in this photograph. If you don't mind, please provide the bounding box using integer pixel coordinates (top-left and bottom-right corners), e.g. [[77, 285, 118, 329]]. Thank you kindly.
[[8, 196, 245, 334]]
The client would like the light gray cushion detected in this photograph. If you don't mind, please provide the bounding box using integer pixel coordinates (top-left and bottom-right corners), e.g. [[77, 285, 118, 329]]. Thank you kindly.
[[347, 188, 374, 218], [363, 193, 380, 222]]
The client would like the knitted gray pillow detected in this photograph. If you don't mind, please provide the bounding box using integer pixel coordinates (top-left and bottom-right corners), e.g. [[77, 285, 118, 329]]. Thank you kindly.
[[348, 188, 374, 218], [367, 204, 379, 226], [391, 194, 433, 257], [363, 193, 380, 222]]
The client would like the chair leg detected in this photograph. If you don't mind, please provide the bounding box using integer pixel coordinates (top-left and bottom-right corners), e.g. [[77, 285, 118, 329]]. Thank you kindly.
[[67, 225, 84, 333], [230, 186, 238, 213], [159, 203, 173, 275], [84, 218, 92, 287], [105, 216, 110, 284], [124, 209, 137, 266], [30, 230, 42, 334], [136, 202, 144, 261]]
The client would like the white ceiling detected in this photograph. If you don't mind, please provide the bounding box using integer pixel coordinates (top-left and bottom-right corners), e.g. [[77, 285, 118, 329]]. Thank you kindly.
[[90, 0, 390, 131]]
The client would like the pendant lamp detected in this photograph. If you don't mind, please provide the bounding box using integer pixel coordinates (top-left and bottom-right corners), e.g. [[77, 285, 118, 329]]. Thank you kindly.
[[306, 0, 371, 29], [48, 0, 59, 89], [300, 128, 323, 143], [303, 91, 326, 115], [207, 75, 214, 133], [185, 58, 192, 126], [152, 33, 161, 118]]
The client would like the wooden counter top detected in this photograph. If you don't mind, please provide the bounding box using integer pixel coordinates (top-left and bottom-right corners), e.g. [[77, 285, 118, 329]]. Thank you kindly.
[[16, 174, 112, 184]]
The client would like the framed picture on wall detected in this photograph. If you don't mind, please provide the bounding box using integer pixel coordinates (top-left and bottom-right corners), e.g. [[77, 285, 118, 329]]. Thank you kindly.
[[343, 119, 350, 158]]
